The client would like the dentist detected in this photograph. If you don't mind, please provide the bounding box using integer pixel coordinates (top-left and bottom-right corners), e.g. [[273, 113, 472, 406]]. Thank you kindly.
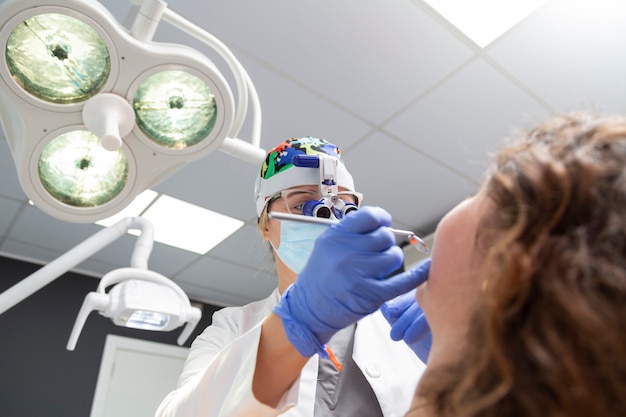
[[157, 136, 430, 417]]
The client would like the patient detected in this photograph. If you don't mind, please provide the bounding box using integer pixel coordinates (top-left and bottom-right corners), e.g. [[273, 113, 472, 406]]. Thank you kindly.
[[409, 112, 626, 416]]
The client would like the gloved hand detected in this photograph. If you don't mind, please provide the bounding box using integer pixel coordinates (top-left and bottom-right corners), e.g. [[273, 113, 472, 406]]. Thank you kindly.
[[380, 258, 432, 363], [273, 206, 428, 357]]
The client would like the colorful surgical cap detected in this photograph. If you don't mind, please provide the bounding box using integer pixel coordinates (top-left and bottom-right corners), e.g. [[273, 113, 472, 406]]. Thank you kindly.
[[254, 136, 354, 216]]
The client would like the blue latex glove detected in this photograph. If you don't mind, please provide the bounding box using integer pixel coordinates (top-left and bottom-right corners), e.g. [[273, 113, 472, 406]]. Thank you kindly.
[[273, 206, 429, 357], [380, 258, 432, 363]]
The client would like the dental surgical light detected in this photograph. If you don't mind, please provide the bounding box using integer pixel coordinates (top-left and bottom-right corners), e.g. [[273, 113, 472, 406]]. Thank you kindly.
[[0, 217, 202, 349], [0, 0, 265, 223]]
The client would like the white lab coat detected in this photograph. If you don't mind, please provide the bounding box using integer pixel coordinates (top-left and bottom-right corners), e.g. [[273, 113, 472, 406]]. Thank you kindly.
[[156, 288, 426, 417]]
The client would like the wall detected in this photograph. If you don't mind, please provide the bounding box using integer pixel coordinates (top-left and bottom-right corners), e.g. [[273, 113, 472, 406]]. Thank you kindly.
[[0, 256, 219, 417]]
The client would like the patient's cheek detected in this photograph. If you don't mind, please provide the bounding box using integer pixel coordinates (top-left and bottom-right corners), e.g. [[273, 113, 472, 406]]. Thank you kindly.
[[415, 282, 428, 313], [416, 284, 425, 304]]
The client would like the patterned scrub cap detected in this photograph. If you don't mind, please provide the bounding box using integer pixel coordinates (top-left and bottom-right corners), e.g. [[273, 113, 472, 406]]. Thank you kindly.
[[254, 136, 355, 216]]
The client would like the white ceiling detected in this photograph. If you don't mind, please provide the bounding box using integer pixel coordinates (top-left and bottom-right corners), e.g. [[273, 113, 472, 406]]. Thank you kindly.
[[1, 0, 625, 308]]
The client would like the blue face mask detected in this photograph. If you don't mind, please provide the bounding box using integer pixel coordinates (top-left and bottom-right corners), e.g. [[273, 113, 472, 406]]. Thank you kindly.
[[271, 220, 327, 274]]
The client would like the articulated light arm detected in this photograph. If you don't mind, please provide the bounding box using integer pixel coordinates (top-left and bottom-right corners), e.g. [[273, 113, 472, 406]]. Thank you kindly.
[[0, 217, 150, 315], [130, 0, 264, 163], [0, 217, 201, 350]]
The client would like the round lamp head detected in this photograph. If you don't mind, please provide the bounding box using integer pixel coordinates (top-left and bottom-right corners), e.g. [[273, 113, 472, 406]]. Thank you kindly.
[[38, 130, 129, 207], [133, 69, 218, 149], [5, 12, 110, 104]]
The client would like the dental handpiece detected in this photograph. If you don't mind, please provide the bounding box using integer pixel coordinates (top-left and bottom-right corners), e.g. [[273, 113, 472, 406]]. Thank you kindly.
[[268, 211, 430, 254]]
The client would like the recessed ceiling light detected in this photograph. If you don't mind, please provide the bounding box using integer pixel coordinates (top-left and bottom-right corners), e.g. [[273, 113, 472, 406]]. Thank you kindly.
[[136, 194, 244, 254], [423, 0, 548, 47]]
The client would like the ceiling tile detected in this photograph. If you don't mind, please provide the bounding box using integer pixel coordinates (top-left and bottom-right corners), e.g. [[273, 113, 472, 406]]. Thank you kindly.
[[8, 205, 103, 252], [488, 0, 626, 113], [82, 229, 202, 278], [232, 57, 374, 150], [152, 150, 259, 221], [0, 238, 115, 278], [169, 0, 476, 124], [0, 196, 21, 236], [384, 56, 550, 181], [141, 242, 202, 277], [343, 131, 478, 232], [207, 223, 275, 274], [0, 138, 27, 201], [174, 256, 276, 306], [1, 239, 65, 266]]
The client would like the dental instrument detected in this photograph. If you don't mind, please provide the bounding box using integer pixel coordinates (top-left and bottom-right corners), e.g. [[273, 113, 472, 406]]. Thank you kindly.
[[268, 211, 430, 254]]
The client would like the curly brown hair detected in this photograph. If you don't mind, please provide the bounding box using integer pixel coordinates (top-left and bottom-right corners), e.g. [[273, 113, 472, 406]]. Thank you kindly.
[[417, 112, 626, 417]]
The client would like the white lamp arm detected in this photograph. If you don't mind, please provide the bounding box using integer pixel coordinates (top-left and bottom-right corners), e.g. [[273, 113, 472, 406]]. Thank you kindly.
[[0, 217, 129, 315], [126, 0, 265, 163], [161, 7, 255, 142], [129, 0, 167, 42], [159, 7, 262, 148], [0, 217, 154, 315], [96, 268, 190, 304], [219, 136, 267, 165], [128, 217, 155, 269], [66, 292, 110, 351]]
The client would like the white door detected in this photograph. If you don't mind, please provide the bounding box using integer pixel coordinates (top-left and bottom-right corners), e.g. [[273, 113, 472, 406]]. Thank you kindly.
[[91, 334, 189, 417]]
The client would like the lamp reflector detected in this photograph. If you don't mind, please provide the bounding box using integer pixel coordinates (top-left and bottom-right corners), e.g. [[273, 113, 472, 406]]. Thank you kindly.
[[126, 310, 170, 330], [133, 70, 218, 149], [38, 130, 129, 207], [5, 12, 110, 104]]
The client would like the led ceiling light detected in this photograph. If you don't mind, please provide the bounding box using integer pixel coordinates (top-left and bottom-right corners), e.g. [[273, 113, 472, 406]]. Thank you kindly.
[[93, 190, 244, 254], [0, 0, 265, 223], [423, 0, 548, 47], [0, 217, 202, 349], [139, 194, 245, 254]]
